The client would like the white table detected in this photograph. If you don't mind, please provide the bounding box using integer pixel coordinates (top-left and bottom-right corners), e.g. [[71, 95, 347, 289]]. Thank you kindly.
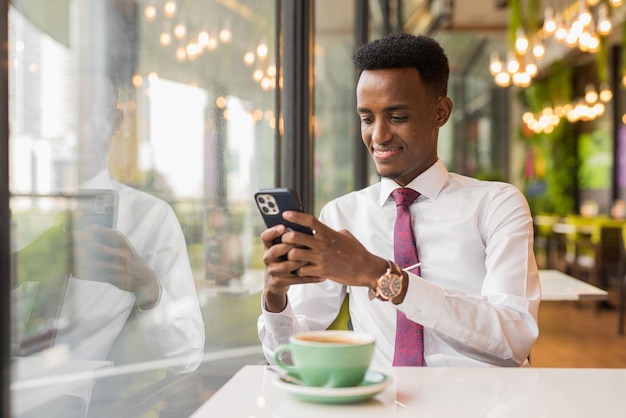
[[539, 269, 608, 301], [191, 365, 626, 417]]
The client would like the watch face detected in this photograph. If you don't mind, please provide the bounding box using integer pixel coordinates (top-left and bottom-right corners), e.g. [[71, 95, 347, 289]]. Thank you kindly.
[[379, 274, 402, 299]]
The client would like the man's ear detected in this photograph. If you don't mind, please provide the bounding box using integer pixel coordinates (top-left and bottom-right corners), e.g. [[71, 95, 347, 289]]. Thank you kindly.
[[435, 97, 453, 127], [113, 108, 123, 134]]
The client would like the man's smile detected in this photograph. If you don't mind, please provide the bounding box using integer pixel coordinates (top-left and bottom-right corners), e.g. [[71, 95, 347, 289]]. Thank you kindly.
[[373, 147, 402, 160]]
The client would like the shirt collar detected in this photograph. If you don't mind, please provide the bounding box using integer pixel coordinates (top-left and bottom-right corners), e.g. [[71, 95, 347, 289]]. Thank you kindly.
[[378, 159, 449, 206], [80, 169, 114, 190]]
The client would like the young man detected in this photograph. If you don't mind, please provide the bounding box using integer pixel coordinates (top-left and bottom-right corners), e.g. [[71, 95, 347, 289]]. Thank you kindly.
[[258, 33, 540, 367]]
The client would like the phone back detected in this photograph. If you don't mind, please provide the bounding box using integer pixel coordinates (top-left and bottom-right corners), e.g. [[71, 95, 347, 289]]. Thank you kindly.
[[254, 188, 312, 235]]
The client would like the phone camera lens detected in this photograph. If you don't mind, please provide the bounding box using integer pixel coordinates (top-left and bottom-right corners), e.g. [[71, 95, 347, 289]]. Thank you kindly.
[[262, 207, 269, 213], [268, 202, 275, 208], [258, 197, 266, 204]]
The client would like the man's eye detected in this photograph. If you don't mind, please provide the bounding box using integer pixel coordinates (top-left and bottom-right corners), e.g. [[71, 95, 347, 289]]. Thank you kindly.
[[391, 116, 408, 122]]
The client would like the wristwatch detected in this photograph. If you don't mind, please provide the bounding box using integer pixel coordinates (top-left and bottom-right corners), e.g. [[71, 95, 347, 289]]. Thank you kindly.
[[370, 260, 404, 301]]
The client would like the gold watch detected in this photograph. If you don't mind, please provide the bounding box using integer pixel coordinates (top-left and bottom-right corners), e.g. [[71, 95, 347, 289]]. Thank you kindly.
[[371, 260, 404, 301]]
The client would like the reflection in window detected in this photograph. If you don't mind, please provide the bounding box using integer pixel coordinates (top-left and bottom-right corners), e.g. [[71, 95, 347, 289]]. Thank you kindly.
[[9, 1, 276, 416]]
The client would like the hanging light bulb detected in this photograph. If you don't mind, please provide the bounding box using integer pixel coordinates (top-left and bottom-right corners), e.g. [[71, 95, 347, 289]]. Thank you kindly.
[[512, 71, 531, 87], [526, 61, 538, 78], [522, 111, 534, 125], [566, 20, 582, 48], [515, 28, 529, 54], [206, 32, 219, 50], [243, 51, 255, 66], [587, 0, 600, 6], [175, 47, 186, 62], [495, 71, 511, 87], [144, 5, 157, 21], [587, 33, 600, 53], [163, 0, 177, 18], [555, 14, 568, 42], [543, 7, 557, 35], [578, 0, 592, 26], [197, 31, 210, 48], [256, 42, 269, 60], [597, 3, 613, 36], [609, 0, 623, 7], [507, 52, 520, 74], [599, 82, 613, 102], [174, 23, 186, 39], [489, 52, 503, 76], [585, 84, 598, 104], [219, 28, 232, 44], [532, 39, 545, 60], [159, 32, 172, 46]]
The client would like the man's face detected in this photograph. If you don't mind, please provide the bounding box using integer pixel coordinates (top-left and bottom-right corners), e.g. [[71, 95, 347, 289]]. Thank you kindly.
[[356, 67, 451, 186], [77, 76, 120, 182]]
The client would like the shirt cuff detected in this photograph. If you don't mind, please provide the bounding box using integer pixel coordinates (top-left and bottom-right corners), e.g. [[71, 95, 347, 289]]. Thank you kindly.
[[136, 281, 163, 311]]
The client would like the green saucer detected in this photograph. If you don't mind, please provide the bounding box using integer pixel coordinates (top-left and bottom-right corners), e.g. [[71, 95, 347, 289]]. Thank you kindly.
[[272, 369, 391, 404]]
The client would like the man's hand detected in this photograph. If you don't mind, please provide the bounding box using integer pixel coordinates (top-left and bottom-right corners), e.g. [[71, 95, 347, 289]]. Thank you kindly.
[[261, 223, 325, 312], [71, 225, 160, 309], [260, 211, 389, 312]]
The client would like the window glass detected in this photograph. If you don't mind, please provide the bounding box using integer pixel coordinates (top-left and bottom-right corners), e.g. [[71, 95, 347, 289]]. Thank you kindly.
[[9, 1, 274, 416], [313, 0, 356, 214]]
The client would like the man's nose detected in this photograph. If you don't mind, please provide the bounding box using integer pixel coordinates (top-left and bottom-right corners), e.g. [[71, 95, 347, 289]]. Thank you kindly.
[[371, 121, 392, 144]]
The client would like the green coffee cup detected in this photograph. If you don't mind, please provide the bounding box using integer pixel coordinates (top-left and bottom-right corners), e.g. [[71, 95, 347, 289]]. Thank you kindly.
[[273, 330, 375, 388]]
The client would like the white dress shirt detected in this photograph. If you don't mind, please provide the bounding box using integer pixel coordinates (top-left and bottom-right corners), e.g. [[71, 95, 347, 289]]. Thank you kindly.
[[258, 160, 541, 367], [55, 169, 205, 373]]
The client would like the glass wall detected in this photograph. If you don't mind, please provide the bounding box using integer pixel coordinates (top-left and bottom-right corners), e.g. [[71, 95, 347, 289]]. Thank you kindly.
[[5, 1, 512, 416], [9, 0, 275, 416], [313, 0, 356, 214]]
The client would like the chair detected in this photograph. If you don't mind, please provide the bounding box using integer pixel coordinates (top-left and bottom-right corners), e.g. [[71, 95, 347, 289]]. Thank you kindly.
[[327, 295, 352, 330], [533, 214, 561, 269], [561, 215, 622, 291], [559, 214, 592, 277]]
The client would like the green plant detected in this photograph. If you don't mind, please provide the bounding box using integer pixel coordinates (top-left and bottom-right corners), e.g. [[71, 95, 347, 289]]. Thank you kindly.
[[521, 62, 576, 215]]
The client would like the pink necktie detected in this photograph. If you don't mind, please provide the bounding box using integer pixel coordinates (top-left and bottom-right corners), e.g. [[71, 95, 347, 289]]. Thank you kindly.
[[391, 188, 424, 366]]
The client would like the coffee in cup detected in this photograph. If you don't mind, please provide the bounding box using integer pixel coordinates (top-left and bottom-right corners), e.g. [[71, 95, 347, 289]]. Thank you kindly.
[[273, 330, 375, 388]]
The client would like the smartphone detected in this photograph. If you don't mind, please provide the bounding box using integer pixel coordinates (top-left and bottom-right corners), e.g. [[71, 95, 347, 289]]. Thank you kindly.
[[72, 189, 118, 230], [254, 188, 313, 237]]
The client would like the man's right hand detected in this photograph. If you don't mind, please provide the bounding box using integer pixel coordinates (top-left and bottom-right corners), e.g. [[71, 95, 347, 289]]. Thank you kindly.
[[261, 224, 325, 312]]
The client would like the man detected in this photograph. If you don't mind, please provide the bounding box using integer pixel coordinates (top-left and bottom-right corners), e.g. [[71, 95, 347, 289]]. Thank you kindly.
[[258, 33, 540, 368], [13, 70, 205, 417]]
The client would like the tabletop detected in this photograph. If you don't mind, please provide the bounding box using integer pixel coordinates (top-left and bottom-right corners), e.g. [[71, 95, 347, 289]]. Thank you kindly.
[[538, 269, 608, 301], [191, 365, 626, 418]]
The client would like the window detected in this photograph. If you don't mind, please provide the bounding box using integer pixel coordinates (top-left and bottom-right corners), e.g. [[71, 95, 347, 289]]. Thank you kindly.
[[9, 1, 276, 416]]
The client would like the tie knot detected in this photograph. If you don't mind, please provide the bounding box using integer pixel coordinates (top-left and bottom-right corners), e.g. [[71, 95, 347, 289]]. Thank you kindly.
[[391, 188, 420, 207]]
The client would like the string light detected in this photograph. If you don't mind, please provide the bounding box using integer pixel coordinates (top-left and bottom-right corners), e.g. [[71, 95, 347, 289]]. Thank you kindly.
[[515, 29, 529, 54], [532, 39, 545, 60], [146, 1, 278, 95], [599, 82, 613, 102], [495, 0, 616, 94], [489, 52, 503, 76], [584, 84, 598, 104], [597, 3, 612, 35], [144, 6, 157, 21], [543, 7, 557, 34], [163, 1, 176, 18], [159, 32, 172, 46]]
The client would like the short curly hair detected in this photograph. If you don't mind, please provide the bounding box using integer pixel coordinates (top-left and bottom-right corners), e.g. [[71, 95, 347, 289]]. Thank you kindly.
[[353, 32, 449, 98]]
